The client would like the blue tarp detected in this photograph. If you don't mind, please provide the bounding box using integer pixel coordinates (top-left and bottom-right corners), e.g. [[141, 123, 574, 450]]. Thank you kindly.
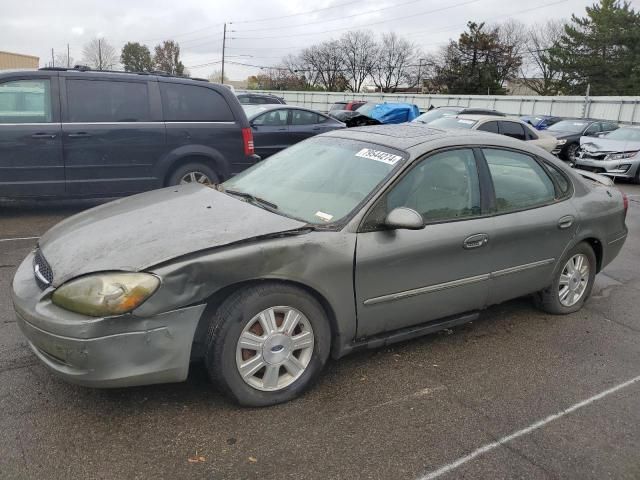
[[367, 103, 421, 124]]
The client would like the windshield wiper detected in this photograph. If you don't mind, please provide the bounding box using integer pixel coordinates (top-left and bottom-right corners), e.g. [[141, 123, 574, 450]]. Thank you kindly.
[[223, 189, 279, 210]]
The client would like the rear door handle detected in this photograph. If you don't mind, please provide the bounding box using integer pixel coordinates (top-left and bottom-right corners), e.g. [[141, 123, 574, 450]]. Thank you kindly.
[[558, 215, 574, 229], [463, 233, 489, 250], [31, 133, 56, 139], [68, 132, 91, 138]]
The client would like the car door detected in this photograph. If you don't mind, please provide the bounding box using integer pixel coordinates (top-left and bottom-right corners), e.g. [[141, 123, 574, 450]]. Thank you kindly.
[[61, 76, 165, 196], [355, 148, 494, 337], [289, 109, 327, 143], [480, 148, 578, 305], [0, 74, 64, 197], [250, 109, 289, 158]]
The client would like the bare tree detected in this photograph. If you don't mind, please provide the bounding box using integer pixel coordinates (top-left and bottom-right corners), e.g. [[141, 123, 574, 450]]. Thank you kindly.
[[340, 30, 377, 92], [520, 20, 566, 95], [82, 38, 118, 70], [371, 33, 418, 92], [154, 40, 185, 75], [494, 19, 528, 86], [299, 40, 346, 91], [208, 69, 229, 84]]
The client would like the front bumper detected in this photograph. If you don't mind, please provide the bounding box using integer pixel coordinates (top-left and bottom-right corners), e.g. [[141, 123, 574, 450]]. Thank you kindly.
[[574, 156, 640, 179], [12, 252, 206, 388]]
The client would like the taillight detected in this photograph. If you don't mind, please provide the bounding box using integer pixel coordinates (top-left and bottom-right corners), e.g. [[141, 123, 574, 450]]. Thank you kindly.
[[242, 127, 254, 156]]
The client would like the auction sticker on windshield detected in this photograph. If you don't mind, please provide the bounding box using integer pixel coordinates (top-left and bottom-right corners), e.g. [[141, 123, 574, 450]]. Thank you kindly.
[[355, 148, 403, 165]]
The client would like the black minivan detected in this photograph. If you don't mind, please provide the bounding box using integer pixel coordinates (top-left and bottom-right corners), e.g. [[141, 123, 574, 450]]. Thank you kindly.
[[0, 68, 258, 198]]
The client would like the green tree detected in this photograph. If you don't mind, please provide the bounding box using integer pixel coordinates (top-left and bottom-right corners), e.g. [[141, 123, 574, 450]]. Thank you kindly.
[[434, 22, 522, 94], [548, 0, 640, 95], [153, 40, 185, 75], [120, 42, 153, 72]]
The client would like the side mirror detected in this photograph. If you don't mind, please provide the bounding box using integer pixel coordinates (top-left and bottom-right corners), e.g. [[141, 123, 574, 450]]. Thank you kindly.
[[384, 207, 424, 230]]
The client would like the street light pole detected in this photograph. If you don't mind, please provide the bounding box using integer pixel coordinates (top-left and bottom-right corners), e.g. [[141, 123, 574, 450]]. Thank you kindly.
[[221, 23, 227, 84]]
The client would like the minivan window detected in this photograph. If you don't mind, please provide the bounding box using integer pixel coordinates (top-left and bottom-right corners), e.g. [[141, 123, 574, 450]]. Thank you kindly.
[[67, 79, 150, 123], [0, 79, 52, 123], [484, 149, 556, 213], [161, 83, 234, 122]]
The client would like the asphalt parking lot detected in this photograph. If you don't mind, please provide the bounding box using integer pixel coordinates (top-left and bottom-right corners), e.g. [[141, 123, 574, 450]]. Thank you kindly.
[[1, 184, 639, 480]]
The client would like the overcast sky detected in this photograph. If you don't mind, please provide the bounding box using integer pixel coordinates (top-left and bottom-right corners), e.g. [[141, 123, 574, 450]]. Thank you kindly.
[[1, 0, 593, 80]]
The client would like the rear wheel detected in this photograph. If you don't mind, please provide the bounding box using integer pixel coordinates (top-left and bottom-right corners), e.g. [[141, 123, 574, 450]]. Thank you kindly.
[[534, 242, 596, 314], [205, 283, 331, 407], [167, 162, 219, 187]]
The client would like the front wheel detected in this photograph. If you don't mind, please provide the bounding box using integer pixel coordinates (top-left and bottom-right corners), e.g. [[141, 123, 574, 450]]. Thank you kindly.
[[565, 143, 580, 164], [534, 242, 596, 315], [205, 284, 331, 407], [167, 162, 219, 187]]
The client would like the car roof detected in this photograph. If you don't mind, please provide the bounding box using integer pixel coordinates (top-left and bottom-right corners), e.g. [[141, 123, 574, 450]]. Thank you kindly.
[[238, 92, 281, 97], [321, 123, 533, 152], [454, 114, 524, 123]]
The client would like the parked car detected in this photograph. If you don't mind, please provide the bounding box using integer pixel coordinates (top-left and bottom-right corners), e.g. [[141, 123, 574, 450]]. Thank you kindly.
[[428, 114, 558, 152], [413, 106, 505, 124], [243, 105, 345, 158], [13, 124, 628, 406], [575, 126, 640, 183], [330, 102, 420, 127], [548, 119, 618, 162], [0, 68, 258, 198], [520, 115, 563, 130], [236, 93, 286, 105], [329, 100, 367, 112]]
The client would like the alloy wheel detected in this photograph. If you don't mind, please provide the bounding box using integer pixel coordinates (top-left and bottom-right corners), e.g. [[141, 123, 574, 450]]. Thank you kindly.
[[558, 253, 590, 307], [235, 306, 315, 392], [179, 171, 213, 185]]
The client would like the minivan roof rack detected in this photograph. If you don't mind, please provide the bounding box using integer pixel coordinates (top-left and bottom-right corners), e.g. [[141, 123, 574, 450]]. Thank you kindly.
[[38, 66, 208, 82]]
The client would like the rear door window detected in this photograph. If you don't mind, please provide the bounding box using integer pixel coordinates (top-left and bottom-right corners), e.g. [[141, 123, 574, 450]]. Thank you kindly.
[[252, 109, 287, 126], [160, 83, 234, 122], [483, 149, 556, 213], [67, 79, 150, 123], [291, 110, 320, 125], [499, 121, 526, 141], [0, 79, 52, 123]]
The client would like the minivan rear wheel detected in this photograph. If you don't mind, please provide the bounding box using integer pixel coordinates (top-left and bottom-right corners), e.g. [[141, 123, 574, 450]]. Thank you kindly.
[[167, 162, 219, 187]]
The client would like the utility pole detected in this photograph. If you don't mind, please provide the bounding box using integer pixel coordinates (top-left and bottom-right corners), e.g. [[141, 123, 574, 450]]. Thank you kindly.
[[98, 39, 102, 70], [67, 44, 70, 67], [51, 48, 55, 67], [221, 23, 227, 84]]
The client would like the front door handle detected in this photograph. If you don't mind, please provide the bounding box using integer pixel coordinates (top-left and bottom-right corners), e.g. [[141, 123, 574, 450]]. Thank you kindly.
[[31, 132, 57, 139], [558, 215, 574, 229], [68, 132, 91, 138], [463, 233, 489, 250]]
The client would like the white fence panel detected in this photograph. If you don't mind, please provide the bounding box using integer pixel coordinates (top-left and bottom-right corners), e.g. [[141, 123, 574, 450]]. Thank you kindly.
[[242, 90, 640, 124]]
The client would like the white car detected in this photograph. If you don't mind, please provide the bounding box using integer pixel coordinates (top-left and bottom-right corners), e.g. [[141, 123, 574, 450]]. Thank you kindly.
[[428, 114, 558, 152]]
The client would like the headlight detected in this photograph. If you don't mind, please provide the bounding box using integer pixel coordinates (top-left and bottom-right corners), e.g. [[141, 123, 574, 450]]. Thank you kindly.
[[556, 139, 567, 145], [51, 272, 160, 317], [607, 151, 639, 160]]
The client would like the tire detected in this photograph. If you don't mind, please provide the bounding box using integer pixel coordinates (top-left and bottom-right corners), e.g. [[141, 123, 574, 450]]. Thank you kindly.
[[167, 162, 219, 187], [565, 143, 580, 164], [204, 283, 331, 407], [534, 242, 596, 315], [634, 165, 640, 185]]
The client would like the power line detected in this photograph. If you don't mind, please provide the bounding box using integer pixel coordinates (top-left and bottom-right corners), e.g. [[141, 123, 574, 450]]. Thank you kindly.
[[232, 0, 483, 40], [235, 0, 427, 33], [229, 0, 361, 24]]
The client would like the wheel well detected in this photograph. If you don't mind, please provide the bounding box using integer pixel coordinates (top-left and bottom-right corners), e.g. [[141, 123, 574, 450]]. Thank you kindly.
[[164, 155, 222, 186], [583, 237, 603, 272], [191, 279, 340, 359]]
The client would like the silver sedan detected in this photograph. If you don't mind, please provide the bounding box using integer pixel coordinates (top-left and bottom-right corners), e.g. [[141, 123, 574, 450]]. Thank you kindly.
[[12, 124, 628, 406]]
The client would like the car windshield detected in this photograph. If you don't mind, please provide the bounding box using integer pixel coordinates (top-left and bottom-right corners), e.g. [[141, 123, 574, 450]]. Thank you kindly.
[[242, 105, 268, 118], [222, 137, 406, 224], [413, 108, 460, 124], [548, 120, 588, 133], [355, 103, 377, 116], [428, 116, 477, 129], [600, 127, 640, 142]]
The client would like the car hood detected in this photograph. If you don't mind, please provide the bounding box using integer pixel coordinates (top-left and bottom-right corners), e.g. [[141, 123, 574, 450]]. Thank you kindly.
[[39, 184, 307, 287], [579, 136, 640, 153]]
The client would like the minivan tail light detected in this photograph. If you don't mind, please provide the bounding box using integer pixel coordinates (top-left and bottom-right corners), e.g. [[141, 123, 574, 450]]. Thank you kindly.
[[242, 128, 255, 156]]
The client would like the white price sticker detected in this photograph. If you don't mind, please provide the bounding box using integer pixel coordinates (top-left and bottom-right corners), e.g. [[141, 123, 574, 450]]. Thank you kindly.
[[355, 148, 403, 165]]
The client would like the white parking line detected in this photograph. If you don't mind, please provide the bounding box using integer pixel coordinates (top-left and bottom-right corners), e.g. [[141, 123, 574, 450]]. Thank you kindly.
[[0, 236, 39, 243], [417, 374, 640, 480]]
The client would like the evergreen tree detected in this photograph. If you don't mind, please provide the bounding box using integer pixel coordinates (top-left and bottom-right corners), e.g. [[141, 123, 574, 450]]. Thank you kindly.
[[548, 0, 640, 95], [120, 42, 153, 72]]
